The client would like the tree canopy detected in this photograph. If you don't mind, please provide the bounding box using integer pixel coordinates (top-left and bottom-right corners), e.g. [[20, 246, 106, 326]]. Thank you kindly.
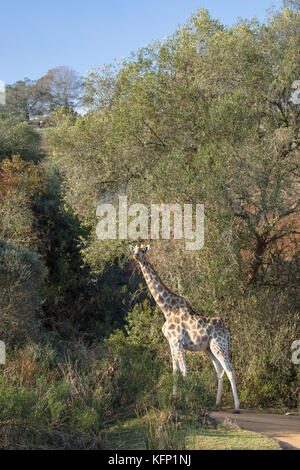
[[50, 7, 300, 287], [5, 66, 82, 120]]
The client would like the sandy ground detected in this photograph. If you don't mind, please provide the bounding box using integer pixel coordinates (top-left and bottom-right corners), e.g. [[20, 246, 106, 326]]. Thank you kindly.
[[210, 410, 300, 450]]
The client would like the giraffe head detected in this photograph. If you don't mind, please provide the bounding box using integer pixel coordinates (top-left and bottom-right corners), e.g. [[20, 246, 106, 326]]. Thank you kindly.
[[129, 244, 150, 262]]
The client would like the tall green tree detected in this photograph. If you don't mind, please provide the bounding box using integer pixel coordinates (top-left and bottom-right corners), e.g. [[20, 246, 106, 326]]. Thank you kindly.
[[51, 7, 299, 285], [6, 78, 46, 121]]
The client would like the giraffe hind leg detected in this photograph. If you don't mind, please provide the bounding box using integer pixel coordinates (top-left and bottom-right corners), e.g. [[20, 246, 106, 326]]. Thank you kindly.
[[170, 344, 180, 396], [168, 342, 187, 398], [163, 325, 183, 397], [209, 338, 240, 412], [206, 350, 224, 408], [170, 341, 187, 387]]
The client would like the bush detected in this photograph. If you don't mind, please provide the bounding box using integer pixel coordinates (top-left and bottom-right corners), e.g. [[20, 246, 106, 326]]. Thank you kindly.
[[0, 155, 47, 250], [0, 115, 42, 163], [0, 341, 107, 449], [227, 288, 299, 409], [0, 240, 46, 344]]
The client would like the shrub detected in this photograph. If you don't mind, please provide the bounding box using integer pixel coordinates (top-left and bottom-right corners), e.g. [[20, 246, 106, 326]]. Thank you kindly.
[[0, 115, 42, 163], [0, 240, 46, 344], [228, 288, 299, 409], [0, 155, 47, 250], [0, 342, 107, 449]]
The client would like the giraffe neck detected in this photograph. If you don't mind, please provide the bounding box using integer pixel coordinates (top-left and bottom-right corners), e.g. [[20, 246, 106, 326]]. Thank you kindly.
[[138, 259, 189, 319]]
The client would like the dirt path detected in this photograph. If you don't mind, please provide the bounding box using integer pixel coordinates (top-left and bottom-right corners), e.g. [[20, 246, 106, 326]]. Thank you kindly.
[[210, 410, 300, 450]]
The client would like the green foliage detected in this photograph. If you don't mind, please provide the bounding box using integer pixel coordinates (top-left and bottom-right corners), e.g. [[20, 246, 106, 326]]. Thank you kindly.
[[5, 68, 82, 121], [105, 299, 215, 415], [50, 7, 300, 285], [0, 343, 105, 449], [6, 79, 46, 121], [0, 114, 42, 162], [174, 373, 215, 415], [70, 407, 101, 435], [0, 3, 299, 450], [29, 168, 99, 335], [228, 288, 299, 408], [125, 300, 166, 357], [0, 377, 37, 422], [0, 155, 47, 250], [143, 409, 187, 450], [0, 189, 36, 248], [0, 240, 46, 344], [104, 301, 167, 408], [46, 7, 299, 410]]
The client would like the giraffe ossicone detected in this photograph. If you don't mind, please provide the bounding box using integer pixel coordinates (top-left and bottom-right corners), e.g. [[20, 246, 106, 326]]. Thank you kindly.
[[129, 244, 240, 413]]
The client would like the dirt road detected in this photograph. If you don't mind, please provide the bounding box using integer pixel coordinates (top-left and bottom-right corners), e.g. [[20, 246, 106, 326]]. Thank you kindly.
[[210, 410, 300, 450]]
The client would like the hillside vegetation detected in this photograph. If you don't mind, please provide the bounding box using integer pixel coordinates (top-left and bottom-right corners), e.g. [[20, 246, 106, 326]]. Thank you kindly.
[[0, 6, 299, 449]]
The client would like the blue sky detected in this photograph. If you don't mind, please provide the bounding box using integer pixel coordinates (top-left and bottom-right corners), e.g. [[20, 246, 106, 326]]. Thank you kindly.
[[1, 0, 282, 85]]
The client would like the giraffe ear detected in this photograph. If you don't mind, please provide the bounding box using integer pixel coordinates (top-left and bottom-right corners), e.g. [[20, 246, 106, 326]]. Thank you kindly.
[[142, 245, 150, 253], [129, 246, 135, 253]]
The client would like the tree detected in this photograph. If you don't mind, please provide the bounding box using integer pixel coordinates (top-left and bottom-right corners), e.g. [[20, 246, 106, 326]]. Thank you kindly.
[[283, 0, 300, 11], [6, 78, 46, 121], [50, 7, 300, 287], [37, 66, 82, 112]]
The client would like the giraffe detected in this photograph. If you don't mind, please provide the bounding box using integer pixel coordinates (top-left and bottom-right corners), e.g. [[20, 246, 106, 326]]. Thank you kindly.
[[130, 244, 240, 413]]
